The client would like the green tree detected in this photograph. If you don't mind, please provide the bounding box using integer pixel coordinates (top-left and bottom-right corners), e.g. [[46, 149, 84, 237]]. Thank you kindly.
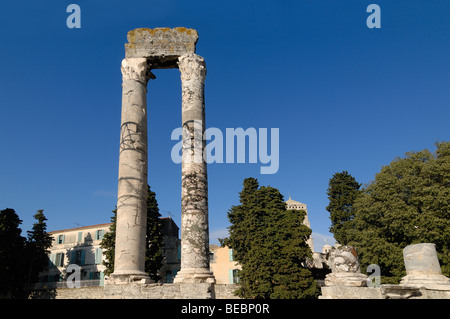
[[349, 141, 450, 283], [0, 208, 27, 298], [101, 185, 164, 281], [326, 171, 361, 245], [25, 210, 53, 291], [145, 185, 164, 282], [221, 178, 319, 299]]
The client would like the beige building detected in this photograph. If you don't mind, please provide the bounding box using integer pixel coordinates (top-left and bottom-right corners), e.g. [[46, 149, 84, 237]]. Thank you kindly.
[[285, 196, 314, 252], [43, 223, 111, 288], [209, 245, 241, 284], [38, 218, 181, 288]]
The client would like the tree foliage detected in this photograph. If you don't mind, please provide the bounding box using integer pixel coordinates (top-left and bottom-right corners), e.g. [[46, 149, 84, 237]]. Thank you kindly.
[[0, 208, 52, 298], [328, 142, 450, 283], [145, 185, 164, 282], [100, 208, 116, 276], [326, 170, 361, 245], [221, 177, 319, 299], [25, 210, 53, 288]]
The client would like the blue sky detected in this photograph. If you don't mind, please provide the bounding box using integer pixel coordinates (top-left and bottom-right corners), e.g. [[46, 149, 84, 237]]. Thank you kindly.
[[1, 1, 449, 252]]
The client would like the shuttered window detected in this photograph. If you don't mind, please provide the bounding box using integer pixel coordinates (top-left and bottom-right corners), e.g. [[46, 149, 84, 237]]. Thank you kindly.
[[55, 253, 64, 267], [95, 248, 103, 264], [96, 229, 104, 240], [228, 269, 234, 284], [71, 249, 85, 265]]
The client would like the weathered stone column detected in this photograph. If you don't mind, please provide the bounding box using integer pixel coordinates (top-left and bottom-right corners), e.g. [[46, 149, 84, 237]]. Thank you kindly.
[[174, 53, 215, 284], [109, 58, 152, 284]]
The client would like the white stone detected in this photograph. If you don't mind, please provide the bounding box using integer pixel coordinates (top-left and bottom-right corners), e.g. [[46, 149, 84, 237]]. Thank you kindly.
[[400, 243, 450, 290], [110, 58, 152, 284]]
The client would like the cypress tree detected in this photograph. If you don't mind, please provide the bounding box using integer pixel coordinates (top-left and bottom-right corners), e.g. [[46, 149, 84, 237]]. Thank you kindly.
[[145, 185, 164, 282], [100, 208, 116, 276], [326, 170, 361, 245], [25, 210, 53, 293], [222, 178, 319, 299], [0, 208, 27, 298]]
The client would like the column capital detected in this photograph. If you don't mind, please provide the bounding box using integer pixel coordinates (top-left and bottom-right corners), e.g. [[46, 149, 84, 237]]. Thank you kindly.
[[177, 54, 206, 83], [121, 58, 154, 84]]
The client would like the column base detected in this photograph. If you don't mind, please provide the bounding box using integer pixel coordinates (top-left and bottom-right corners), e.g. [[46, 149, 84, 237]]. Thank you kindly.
[[106, 271, 153, 285], [324, 272, 368, 287], [400, 274, 450, 291], [173, 268, 216, 284]]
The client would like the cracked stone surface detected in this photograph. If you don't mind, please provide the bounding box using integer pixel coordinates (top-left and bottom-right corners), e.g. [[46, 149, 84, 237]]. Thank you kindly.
[[125, 27, 198, 68], [174, 53, 214, 283], [111, 29, 214, 285], [400, 243, 450, 290], [111, 58, 151, 282]]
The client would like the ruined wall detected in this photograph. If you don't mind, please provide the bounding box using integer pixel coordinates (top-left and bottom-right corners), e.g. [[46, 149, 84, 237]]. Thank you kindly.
[[37, 283, 240, 299]]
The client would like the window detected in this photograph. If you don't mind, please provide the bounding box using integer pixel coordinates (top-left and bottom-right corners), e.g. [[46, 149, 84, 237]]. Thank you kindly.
[[95, 248, 103, 264], [96, 229, 104, 240], [233, 269, 240, 284], [55, 253, 64, 267], [228, 269, 240, 284], [57, 234, 65, 244], [48, 254, 55, 268], [72, 250, 85, 265], [77, 232, 83, 242], [229, 248, 234, 261], [209, 251, 215, 263]]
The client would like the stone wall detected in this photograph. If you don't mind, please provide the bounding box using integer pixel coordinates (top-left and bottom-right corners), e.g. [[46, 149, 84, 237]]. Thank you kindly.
[[36, 283, 241, 299], [104, 283, 213, 299], [214, 284, 240, 299], [320, 285, 450, 299]]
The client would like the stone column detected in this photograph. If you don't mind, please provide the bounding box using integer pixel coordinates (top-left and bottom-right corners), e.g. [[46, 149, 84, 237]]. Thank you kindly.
[[400, 243, 450, 290], [174, 53, 215, 284], [109, 58, 152, 284]]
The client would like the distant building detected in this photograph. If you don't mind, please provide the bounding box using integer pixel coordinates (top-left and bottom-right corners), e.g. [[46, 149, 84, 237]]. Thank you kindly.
[[37, 217, 180, 288], [285, 196, 314, 252], [208, 197, 318, 285], [209, 245, 240, 284]]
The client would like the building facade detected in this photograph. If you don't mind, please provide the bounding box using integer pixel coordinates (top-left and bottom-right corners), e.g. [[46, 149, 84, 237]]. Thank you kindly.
[[38, 218, 180, 288]]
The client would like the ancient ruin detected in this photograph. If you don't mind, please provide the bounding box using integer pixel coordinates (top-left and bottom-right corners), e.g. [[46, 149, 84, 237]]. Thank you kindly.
[[320, 243, 450, 299], [400, 243, 450, 290], [323, 245, 368, 287], [109, 27, 215, 285], [33, 27, 449, 300]]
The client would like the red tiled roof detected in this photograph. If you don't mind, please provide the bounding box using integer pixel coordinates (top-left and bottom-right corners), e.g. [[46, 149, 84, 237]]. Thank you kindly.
[[48, 223, 112, 234], [48, 217, 175, 234]]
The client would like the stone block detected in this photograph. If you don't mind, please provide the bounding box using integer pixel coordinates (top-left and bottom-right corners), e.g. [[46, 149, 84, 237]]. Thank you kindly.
[[400, 243, 450, 290], [125, 27, 198, 68], [319, 286, 383, 299]]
